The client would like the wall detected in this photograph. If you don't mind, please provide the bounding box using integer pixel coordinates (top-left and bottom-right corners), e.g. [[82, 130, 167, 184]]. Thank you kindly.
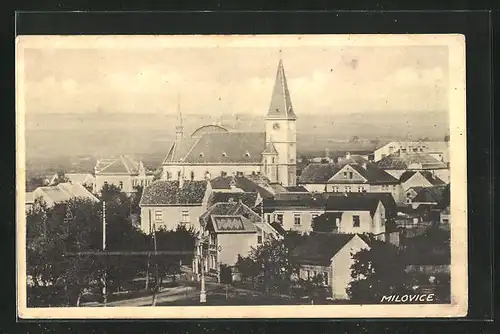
[[266, 209, 324, 234], [162, 164, 262, 181], [386, 169, 450, 185], [331, 236, 370, 299], [302, 182, 403, 204], [373, 141, 398, 162], [140, 205, 204, 233], [302, 184, 327, 193], [299, 264, 331, 283], [216, 233, 258, 266], [331, 211, 372, 234], [328, 165, 367, 183]]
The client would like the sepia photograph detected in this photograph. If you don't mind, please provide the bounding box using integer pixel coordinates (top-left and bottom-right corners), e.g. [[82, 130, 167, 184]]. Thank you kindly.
[[16, 34, 467, 319]]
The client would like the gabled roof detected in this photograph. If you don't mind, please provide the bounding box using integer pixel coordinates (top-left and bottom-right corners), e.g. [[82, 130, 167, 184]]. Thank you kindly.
[[330, 162, 398, 185], [200, 201, 262, 228], [139, 180, 208, 206], [33, 183, 99, 207], [376, 153, 448, 170], [65, 173, 95, 184], [412, 185, 447, 204], [270, 221, 286, 235], [326, 192, 397, 218], [163, 132, 266, 164], [209, 215, 257, 233], [325, 194, 382, 217], [399, 171, 445, 186], [291, 233, 364, 266], [95, 155, 151, 175], [210, 175, 274, 199], [299, 163, 340, 183], [207, 192, 259, 210], [267, 59, 297, 120]]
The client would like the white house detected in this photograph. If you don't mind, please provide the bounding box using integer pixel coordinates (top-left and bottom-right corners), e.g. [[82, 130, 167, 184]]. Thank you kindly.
[[30, 182, 99, 208], [399, 171, 446, 192], [324, 194, 387, 237], [373, 141, 449, 164], [139, 179, 211, 233], [292, 233, 370, 299], [94, 155, 154, 194], [299, 153, 403, 204]]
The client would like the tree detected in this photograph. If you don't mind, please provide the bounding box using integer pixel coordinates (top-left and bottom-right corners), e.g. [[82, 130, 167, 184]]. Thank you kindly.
[[347, 238, 411, 303], [235, 255, 260, 288], [130, 185, 143, 215], [311, 213, 339, 233], [51, 172, 71, 185]]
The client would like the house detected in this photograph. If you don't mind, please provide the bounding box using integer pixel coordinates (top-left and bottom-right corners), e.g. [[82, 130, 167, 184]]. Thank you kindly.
[[410, 185, 448, 210], [399, 171, 445, 192], [161, 59, 298, 187], [196, 200, 281, 272], [263, 193, 326, 234], [94, 155, 154, 194], [375, 152, 449, 183], [373, 141, 449, 164], [30, 182, 99, 208], [435, 183, 450, 230], [139, 179, 211, 233], [292, 233, 370, 300], [324, 194, 387, 237], [25, 192, 34, 212], [299, 153, 403, 204], [65, 173, 96, 190], [210, 173, 275, 199]]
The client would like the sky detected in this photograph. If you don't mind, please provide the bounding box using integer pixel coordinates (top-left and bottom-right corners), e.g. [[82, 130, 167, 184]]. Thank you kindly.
[[20, 37, 449, 116]]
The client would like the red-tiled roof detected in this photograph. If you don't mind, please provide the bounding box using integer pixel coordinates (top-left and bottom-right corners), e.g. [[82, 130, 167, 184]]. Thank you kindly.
[[139, 180, 208, 206]]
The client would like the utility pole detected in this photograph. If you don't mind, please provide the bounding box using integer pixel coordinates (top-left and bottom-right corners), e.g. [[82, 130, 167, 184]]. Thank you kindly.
[[152, 220, 158, 306], [199, 234, 206, 303], [102, 201, 107, 306]]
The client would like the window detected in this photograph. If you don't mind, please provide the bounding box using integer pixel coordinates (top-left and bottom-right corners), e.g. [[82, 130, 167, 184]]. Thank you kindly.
[[332, 186, 339, 192], [276, 213, 284, 225], [140, 180, 144, 187], [257, 235, 263, 244], [345, 186, 352, 192], [413, 148, 418, 152], [401, 149, 407, 153], [190, 171, 195, 181], [272, 157, 275, 164], [166, 171, 171, 180], [353, 215, 360, 227], [442, 218, 449, 224], [381, 154, 387, 158], [324, 272, 329, 285], [294, 214, 301, 225], [266, 214, 271, 224], [155, 210, 163, 222], [312, 213, 319, 221], [306, 270, 311, 279], [357, 186, 364, 192], [181, 210, 190, 223], [222, 152, 227, 157], [343, 172, 348, 178], [245, 152, 250, 157], [104, 181, 109, 186], [349, 172, 353, 179]]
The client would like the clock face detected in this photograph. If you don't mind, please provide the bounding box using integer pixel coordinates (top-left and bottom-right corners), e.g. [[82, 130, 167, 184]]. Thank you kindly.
[[273, 122, 280, 130]]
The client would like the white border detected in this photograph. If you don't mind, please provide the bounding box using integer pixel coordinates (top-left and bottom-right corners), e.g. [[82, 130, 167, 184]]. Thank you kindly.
[[16, 34, 467, 319]]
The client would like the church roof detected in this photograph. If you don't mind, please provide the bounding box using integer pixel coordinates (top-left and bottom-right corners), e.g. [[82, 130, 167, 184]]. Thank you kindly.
[[191, 124, 229, 138], [267, 59, 297, 120], [163, 132, 266, 164]]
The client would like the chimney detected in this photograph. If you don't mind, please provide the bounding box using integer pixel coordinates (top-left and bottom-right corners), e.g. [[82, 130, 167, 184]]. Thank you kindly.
[[205, 171, 211, 180], [345, 152, 351, 160], [362, 162, 367, 169]]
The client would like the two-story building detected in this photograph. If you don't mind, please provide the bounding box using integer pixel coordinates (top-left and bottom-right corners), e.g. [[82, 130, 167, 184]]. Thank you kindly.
[[139, 179, 211, 233], [299, 153, 403, 204], [94, 155, 155, 194], [292, 233, 371, 300], [263, 192, 326, 234], [196, 200, 280, 273], [373, 141, 449, 164], [324, 194, 387, 237]]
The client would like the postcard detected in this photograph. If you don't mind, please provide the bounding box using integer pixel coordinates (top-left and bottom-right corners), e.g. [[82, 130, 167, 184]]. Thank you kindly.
[[16, 34, 467, 319]]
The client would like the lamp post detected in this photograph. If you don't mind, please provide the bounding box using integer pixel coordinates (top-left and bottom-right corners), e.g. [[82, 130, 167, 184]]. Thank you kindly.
[[196, 233, 206, 303]]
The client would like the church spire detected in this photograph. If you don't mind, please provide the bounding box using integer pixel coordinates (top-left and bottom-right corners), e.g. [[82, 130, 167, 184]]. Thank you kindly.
[[267, 56, 297, 120], [175, 93, 183, 141]]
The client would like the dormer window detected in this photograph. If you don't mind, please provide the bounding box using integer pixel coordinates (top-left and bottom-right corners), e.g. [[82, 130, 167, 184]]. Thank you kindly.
[[222, 152, 227, 157], [245, 152, 250, 157], [199, 152, 204, 157]]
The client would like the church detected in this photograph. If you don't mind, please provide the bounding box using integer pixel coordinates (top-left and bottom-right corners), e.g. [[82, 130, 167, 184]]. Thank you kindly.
[[161, 59, 298, 187]]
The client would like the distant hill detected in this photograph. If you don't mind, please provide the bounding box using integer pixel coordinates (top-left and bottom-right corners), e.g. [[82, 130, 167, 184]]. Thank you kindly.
[[24, 111, 448, 175]]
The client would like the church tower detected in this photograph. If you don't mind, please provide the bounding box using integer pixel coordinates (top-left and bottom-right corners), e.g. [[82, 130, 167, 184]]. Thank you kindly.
[[264, 58, 297, 186], [175, 93, 184, 142]]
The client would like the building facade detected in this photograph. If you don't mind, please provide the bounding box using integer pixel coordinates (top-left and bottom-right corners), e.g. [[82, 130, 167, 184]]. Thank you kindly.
[[161, 59, 297, 187]]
